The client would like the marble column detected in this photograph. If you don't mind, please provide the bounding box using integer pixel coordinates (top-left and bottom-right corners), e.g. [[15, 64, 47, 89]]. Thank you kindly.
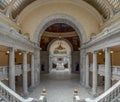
[[9, 48, 15, 91], [68, 56, 71, 72], [86, 53, 89, 88], [34, 48, 40, 85], [31, 53, 35, 88], [49, 56, 52, 72], [80, 49, 86, 86], [105, 48, 111, 91], [23, 51, 28, 95], [92, 51, 97, 95]]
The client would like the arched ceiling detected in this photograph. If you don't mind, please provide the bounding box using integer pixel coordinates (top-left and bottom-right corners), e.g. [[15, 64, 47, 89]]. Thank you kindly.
[[0, 0, 119, 19]]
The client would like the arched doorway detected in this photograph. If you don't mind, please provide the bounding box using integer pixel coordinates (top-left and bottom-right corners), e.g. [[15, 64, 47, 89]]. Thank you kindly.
[[34, 14, 87, 85]]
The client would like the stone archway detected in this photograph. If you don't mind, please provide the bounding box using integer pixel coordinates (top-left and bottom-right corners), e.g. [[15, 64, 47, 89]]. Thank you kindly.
[[34, 13, 87, 85], [33, 13, 87, 44]]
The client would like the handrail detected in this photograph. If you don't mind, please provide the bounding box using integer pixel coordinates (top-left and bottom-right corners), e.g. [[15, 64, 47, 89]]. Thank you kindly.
[[94, 80, 120, 102], [73, 80, 120, 102], [0, 81, 33, 102]]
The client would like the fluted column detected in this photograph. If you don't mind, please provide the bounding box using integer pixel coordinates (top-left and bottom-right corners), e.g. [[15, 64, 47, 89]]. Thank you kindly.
[[31, 53, 35, 88], [105, 48, 111, 91], [86, 53, 89, 88], [23, 51, 28, 95], [9, 48, 15, 91], [92, 51, 97, 95]]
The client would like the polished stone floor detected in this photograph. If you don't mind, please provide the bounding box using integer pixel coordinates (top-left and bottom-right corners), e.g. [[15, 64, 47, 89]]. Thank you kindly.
[[29, 69, 92, 102]]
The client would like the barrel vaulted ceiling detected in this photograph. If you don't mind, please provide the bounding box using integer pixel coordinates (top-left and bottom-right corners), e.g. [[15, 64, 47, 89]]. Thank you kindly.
[[0, 0, 119, 20]]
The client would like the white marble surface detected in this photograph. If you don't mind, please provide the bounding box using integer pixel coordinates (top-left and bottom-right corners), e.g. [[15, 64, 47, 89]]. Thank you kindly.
[[29, 69, 92, 102]]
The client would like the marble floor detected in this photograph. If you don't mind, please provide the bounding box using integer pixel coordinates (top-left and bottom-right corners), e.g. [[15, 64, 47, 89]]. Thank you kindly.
[[29, 69, 92, 102]]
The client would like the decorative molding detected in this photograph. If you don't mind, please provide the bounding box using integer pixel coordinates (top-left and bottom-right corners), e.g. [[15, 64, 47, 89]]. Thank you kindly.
[[83, 21, 120, 53], [17, 0, 102, 24], [0, 22, 37, 52]]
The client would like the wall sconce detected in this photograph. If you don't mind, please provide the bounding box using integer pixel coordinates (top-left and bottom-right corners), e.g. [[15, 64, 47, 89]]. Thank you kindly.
[[110, 51, 114, 54], [18, 52, 22, 55], [98, 52, 102, 55], [6, 50, 10, 55]]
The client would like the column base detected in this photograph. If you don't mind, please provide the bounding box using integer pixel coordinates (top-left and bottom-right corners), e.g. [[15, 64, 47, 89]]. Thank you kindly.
[[85, 85, 91, 89], [23, 91, 29, 98], [29, 85, 35, 92], [80, 81, 85, 87]]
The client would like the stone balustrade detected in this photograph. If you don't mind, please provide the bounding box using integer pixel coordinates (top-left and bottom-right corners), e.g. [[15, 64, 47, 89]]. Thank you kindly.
[[73, 80, 120, 102], [94, 80, 120, 102], [90, 64, 120, 80], [0, 81, 47, 102], [0, 64, 31, 80]]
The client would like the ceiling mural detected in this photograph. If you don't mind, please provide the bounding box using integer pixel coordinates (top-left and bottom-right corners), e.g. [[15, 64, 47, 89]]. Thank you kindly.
[[40, 36, 80, 51], [45, 23, 75, 33], [0, 0, 119, 20]]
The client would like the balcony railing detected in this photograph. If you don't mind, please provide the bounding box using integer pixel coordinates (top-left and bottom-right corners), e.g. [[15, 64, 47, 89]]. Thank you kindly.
[[90, 64, 120, 80], [0, 64, 31, 80], [0, 81, 47, 102]]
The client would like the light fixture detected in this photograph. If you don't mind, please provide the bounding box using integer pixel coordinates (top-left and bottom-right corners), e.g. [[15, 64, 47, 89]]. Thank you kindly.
[[110, 50, 114, 54], [18, 52, 22, 55], [98, 52, 102, 55], [55, 34, 65, 50], [6, 50, 10, 54]]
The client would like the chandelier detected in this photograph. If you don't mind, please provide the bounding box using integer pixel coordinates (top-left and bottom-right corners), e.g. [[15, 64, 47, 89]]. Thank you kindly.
[[55, 34, 65, 50]]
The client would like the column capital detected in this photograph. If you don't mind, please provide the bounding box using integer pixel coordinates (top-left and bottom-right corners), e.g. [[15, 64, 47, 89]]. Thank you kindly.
[[22, 50, 29, 54], [29, 52, 34, 55], [103, 47, 111, 52], [92, 51, 98, 54], [7, 47, 17, 52]]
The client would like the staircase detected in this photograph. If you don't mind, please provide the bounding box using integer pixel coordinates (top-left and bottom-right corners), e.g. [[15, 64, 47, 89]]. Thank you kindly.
[[74, 80, 120, 102], [0, 81, 46, 102], [0, 80, 120, 102]]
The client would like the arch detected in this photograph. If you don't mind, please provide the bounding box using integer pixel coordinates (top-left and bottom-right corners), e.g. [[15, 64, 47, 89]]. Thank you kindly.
[[33, 13, 87, 44], [47, 38, 74, 52]]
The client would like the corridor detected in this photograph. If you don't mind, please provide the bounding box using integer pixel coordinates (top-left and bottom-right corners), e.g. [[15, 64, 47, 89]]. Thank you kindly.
[[29, 69, 92, 102]]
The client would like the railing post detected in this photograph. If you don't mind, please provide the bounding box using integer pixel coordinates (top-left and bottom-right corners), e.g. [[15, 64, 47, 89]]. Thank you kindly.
[[73, 88, 80, 102], [39, 88, 47, 102]]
